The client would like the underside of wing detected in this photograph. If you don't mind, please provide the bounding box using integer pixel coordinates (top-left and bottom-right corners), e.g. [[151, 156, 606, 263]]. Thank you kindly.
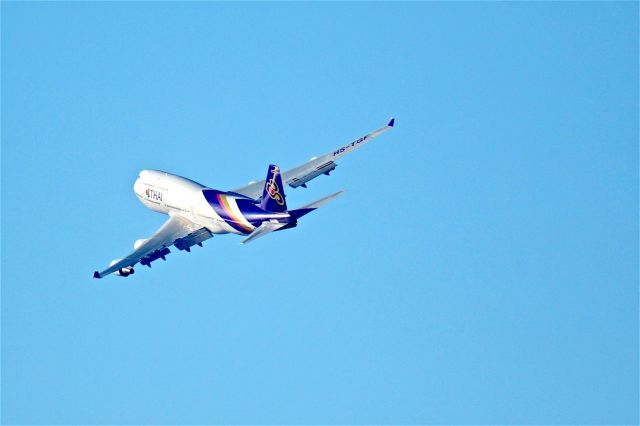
[[232, 118, 395, 200], [93, 214, 212, 278]]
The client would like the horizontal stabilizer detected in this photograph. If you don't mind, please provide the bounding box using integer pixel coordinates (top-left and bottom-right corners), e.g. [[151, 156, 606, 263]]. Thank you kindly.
[[289, 190, 345, 220], [241, 221, 287, 244]]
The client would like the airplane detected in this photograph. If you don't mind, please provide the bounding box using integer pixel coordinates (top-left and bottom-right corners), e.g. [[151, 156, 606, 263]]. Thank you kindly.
[[93, 117, 395, 279]]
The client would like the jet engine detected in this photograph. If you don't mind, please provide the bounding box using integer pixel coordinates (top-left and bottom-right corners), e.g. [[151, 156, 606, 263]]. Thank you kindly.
[[109, 259, 135, 277], [133, 239, 149, 250]]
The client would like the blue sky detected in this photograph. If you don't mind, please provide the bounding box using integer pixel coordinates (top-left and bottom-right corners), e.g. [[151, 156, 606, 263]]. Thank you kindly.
[[1, 2, 637, 424]]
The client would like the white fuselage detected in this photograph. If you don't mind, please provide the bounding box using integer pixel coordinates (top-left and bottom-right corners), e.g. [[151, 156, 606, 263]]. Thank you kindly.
[[133, 169, 252, 235]]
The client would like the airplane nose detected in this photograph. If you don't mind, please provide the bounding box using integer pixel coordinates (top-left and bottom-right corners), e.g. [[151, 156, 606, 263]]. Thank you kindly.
[[133, 177, 143, 196]]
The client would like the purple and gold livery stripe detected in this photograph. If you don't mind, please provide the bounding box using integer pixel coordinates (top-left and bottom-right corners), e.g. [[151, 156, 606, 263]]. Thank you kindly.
[[203, 190, 254, 234], [216, 193, 254, 233]]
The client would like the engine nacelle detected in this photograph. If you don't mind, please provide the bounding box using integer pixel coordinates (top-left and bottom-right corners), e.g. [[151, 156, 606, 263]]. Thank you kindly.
[[115, 266, 134, 277], [133, 238, 148, 250], [109, 259, 134, 277]]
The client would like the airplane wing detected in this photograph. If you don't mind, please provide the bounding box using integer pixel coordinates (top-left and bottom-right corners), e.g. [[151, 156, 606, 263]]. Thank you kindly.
[[93, 214, 212, 278], [231, 118, 395, 200]]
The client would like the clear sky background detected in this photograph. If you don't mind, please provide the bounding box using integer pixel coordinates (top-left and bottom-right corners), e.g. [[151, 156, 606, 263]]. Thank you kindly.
[[1, 2, 637, 424]]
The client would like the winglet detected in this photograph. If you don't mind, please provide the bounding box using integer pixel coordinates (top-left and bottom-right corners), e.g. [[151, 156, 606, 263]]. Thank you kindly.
[[388, 117, 395, 127], [93, 271, 101, 279]]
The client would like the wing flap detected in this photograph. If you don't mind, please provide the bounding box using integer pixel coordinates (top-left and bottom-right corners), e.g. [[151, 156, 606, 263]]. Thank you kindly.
[[287, 161, 337, 188], [174, 228, 213, 252], [140, 247, 171, 267]]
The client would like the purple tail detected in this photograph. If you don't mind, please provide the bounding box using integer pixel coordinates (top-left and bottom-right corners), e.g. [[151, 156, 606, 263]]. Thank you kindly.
[[260, 164, 288, 213]]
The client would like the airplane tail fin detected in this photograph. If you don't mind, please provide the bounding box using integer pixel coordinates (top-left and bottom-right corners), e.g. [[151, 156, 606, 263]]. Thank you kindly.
[[260, 164, 288, 213]]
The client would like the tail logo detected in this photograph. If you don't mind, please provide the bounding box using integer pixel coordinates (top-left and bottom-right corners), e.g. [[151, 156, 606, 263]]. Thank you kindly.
[[266, 178, 285, 206]]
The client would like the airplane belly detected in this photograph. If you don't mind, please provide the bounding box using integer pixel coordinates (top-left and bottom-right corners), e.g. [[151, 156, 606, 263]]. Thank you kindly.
[[197, 216, 231, 234]]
